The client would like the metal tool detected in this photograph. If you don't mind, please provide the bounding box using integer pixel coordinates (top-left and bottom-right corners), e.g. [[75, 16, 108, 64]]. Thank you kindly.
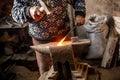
[[38, 0, 51, 15]]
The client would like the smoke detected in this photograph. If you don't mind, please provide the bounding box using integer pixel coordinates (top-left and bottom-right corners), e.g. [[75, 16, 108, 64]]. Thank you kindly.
[[86, 0, 120, 17]]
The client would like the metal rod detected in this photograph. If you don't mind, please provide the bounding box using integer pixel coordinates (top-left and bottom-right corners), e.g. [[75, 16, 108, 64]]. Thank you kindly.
[[63, 26, 77, 40]]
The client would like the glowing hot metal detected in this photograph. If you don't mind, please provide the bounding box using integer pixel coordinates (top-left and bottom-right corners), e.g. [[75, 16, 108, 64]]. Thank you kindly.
[[57, 27, 76, 46], [57, 37, 66, 46]]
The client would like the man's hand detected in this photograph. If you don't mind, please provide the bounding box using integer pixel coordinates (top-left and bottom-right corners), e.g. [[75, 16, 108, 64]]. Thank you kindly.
[[30, 6, 45, 21], [75, 15, 85, 26]]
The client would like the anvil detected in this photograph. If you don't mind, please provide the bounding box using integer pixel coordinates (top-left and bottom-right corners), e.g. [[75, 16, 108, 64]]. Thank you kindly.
[[31, 39, 90, 80]]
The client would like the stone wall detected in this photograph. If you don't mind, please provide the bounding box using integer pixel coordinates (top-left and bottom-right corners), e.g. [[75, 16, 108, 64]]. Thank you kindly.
[[86, 0, 120, 17], [0, 0, 120, 18]]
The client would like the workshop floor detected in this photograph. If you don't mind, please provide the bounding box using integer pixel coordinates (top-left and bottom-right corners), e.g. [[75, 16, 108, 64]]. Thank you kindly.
[[11, 52, 120, 80], [11, 51, 40, 80], [12, 62, 120, 80], [13, 66, 39, 80], [98, 66, 120, 80], [13, 66, 120, 80]]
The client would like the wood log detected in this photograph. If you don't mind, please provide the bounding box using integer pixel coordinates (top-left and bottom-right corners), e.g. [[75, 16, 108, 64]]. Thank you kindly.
[[101, 27, 119, 68]]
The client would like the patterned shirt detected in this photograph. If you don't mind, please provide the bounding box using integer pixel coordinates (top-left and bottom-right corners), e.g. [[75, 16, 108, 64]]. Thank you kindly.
[[12, 0, 86, 41]]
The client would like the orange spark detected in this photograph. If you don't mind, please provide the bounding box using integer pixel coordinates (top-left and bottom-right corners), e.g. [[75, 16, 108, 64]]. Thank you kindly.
[[57, 37, 66, 46]]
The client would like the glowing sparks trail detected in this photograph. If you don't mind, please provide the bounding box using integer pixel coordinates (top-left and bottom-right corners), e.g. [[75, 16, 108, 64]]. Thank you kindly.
[[57, 25, 77, 46], [57, 37, 66, 46]]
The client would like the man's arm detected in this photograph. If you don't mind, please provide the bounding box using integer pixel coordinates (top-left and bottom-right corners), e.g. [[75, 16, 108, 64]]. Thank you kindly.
[[67, 0, 86, 25], [11, 0, 45, 24], [74, 0, 86, 25], [74, 0, 86, 17], [11, 0, 32, 24]]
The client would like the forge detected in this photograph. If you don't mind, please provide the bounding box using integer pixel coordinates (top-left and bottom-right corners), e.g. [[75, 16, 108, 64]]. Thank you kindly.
[[31, 39, 90, 80]]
